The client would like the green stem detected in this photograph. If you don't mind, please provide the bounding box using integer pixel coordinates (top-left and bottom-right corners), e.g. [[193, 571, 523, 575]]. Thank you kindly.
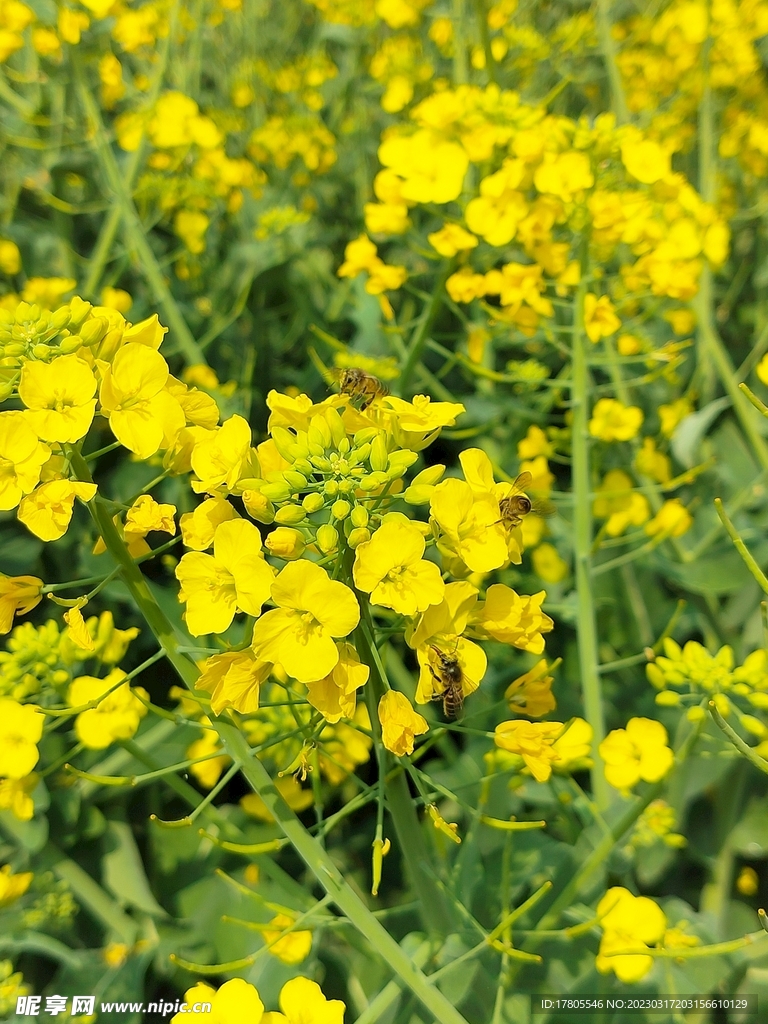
[[595, 0, 629, 123], [399, 263, 452, 396], [571, 273, 609, 807], [714, 497, 768, 595], [709, 701, 768, 775], [46, 846, 138, 944], [72, 59, 207, 367], [356, 615, 455, 937], [70, 450, 469, 1024]]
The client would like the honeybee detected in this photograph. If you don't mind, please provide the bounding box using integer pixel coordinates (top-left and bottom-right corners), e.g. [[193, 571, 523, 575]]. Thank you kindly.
[[497, 472, 556, 529], [336, 367, 389, 410], [428, 645, 465, 720]]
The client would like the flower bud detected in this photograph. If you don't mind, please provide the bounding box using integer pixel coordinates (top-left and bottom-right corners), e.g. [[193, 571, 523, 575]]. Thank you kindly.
[[316, 523, 339, 553], [302, 492, 325, 513], [272, 426, 301, 462], [387, 450, 419, 479], [347, 527, 370, 548], [354, 427, 378, 446], [337, 479, 354, 495], [326, 407, 346, 447], [282, 470, 308, 491], [59, 334, 84, 354], [242, 489, 275, 524], [308, 414, 332, 449], [265, 527, 306, 560], [260, 481, 292, 502], [80, 316, 109, 346], [324, 480, 339, 497], [350, 505, 369, 528], [50, 306, 72, 332], [274, 504, 307, 526], [331, 499, 351, 520], [32, 344, 52, 359], [654, 690, 679, 707], [370, 433, 389, 472], [293, 458, 314, 476]]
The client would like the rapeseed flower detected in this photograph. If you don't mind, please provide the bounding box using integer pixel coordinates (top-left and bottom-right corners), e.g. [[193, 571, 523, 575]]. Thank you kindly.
[[644, 499, 692, 538], [305, 643, 369, 722], [596, 887, 666, 983], [175, 519, 274, 636], [589, 398, 644, 442], [599, 717, 674, 793], [252, 561, 359, 683], [0, 699, 43, 778], [196, 649, 272, 715], [17, 480, 97, 542], [593, 470, 650, 537], [471, 584, 554, 654], [353, 512, 444, 615], [171, 979, 263, 1024], [19, 354, 97, 442], [0, 574, 43, 634], [378, 690, 429, 755], [584, 294, 621, 343], [0, 413, 50, 511], [68, 669, 147, 749]]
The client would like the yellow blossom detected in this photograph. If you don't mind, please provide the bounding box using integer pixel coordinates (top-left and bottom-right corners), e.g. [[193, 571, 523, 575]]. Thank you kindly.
[[408, 582, 487, 703], [0, 774, 37, 820], [0, 413, 51, 511], [505, 659, 556, 718], [180, 497, 238, 550], [252, 561, 360, 683], [17, 480, 97, 542], [63, 606, 95, 652], [0, 864, 32, 907], [378, 129, 468, 204], [517, 425, 553, 460], [493, 719, 563, 782], [196, 648, 272, 715], [534, 150, 594, 201], [268, 976, 346, 1024], [532, 543, 569, 583], [68, 669, 147, 749], [658, 397, 691, 436], [635, 437, 671, 483], [645, 499, 693, 538], [596, 886, 667, 983], [472, 585, 554, 654], [599, 717, 674, 793], [592, 470, 650, 537], [187, 721, 230, 788], [0, 699, 43, 778], [353, 512, 444, 615], [584, 293, 621, 343], [589, 398, 643, 442], [620, 138, 670, 184], [100, 286, 132, 312], [171, 980, 263, 1024], [378, 690, 429, 755], [262, 913, 313, 965], [99, 344, 184, 458], [0, 573, 43, 634], [427, 223, 478, 257], [175, 519, 274, 636], [382, 394, 465, 450], [0, 240, 21, 275], [305, 642, 369, 722], [190, 414, 257, 493]]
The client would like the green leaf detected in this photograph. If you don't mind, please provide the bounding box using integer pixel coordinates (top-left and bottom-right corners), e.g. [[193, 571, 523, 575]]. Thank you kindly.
[[103, 821, 168, 918]]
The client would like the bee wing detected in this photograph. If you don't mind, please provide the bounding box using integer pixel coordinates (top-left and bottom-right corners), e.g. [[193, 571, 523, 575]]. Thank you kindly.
[[510, 471, 533, 495], [531, 498, 557, 518]]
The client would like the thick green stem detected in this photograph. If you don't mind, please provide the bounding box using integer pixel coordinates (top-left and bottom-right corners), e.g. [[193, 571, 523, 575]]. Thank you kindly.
[[595, 0, 629, 124], [571, 275, 609, 807], [357, 617, 455, 937], [399, 263, 452, 396], [73, 59, 207, 367], [69, 450, 468, 1024]]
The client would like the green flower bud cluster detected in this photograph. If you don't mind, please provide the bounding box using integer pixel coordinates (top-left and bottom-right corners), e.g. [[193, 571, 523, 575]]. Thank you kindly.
[[0, 621, 75, 701], [0, 297, 107, 371], [0, 960, 28, 1017], [21, 877, 77, 929], [253, 406, 419, 557]]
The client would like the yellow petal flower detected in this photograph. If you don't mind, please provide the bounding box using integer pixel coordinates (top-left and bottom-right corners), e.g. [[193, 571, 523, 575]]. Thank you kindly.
[[353, 512, 444, 615], [252, 561, 360, 683], [0, 699, 43, 778], [278, 976, 345, 1024], [180, 496, 238, 550], [0, 412, 51, 511], [19, 354, 97, 442], [306, 642, 369, 723], [68, 669, 147, 750], [0, 573, 43, 633], [378, 690, 428, 755], [18, 480, 97, 542]]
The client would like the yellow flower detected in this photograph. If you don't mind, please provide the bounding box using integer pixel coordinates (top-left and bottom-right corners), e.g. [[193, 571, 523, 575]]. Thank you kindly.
[[17, 480, 97, 542], [68, 669, 147, 750], [534, 150, 594, 201], [187, 721, 230, 788], [589, 398, 643, 442], [532, 543, 569, 583], [620, 138, 670, 184], [427, 223, 478, 257], [0, 413, 51, 511], [0, 699, 43, 779], [262, 913, 313, 965], [408, 582, 487, 703], [305, 642, 369, 722], [644, 499, 692, 538], [599, 717, 674, 793], [466, 160, 527, 246], [596, 886, 667, 983], [757, 352, 768, 387], [551, 717, 593, 769], [505, 659, 556, 718], [63, 606, 95, 652], [430, 479, 510, 573], [267, 976, 346, 1024], [0, 239, 21, 274], [635, 437, 671, 484], [584, 293, 621, 343], [191, 414, 257, 493], [0, 573, 43, 634], [0, 774, 37, 820], [364, 201, 410, 235], [493, 720, 563, 782], [196, 649, 273, 715], [180, 497, 238, 550], [99, 343, 184, 458], [171, 979, 264, 1024], [18, 354, 96, 442], [378, 690, 429, 755], [658, 397, 691, 436], [472, 585, 554, 654], [175, 210, 209, 254], [378, 129, 468, 204], [592, 470, 650, 537], [517, 425, 553, 460], [175, 519, 274, 636], [0, 864, 32, 907], [252, 561, 360, 683], [382, 395, 465, 450], [337, 234, 379, 277], [353, 512, 444, 616]]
